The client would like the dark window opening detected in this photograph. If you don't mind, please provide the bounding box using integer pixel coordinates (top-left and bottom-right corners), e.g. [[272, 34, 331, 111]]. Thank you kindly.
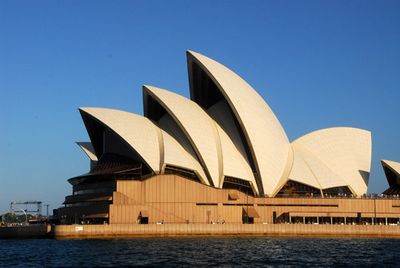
[[196, 203, 218, 206], [91, 153, 151, 176], [164, 165, 201, 183], [384, 185, 400, 195], [144, 94, 168, 122], [80, 111, 105, 158], [81, 217, 109, 225], [223, 203, 254, 206], [242, 215, 254, 224], [383, 166, 399, 187], [276, 180, 321, 197], [102, 129, 137, 161], [257, 204, 338, 207], [222, 177, 255, 196], [322, 186, 353, 197], [191, 62, 225, 109], [138, 211, 149, 224], [68, 154, 153, 187], [65, 200, 111, 207], [73, 180, 116, 194], [139, 217, 148, 224], [242, 207, 259, 224]]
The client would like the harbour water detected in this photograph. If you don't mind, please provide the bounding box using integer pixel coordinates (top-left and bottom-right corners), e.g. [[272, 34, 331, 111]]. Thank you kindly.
[[0, 237, 398, 267]]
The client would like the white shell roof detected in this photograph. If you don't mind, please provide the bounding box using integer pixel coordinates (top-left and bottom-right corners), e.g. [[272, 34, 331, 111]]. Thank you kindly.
[[80, 107, 162, 173], [143, 85, 223, 187], [381, 160, 400, 186], [208, 100, 250, 164], [286, 145, 321, 189], [80, 107, 208, 183], [76, 142, 98, 161], [381, 160, 400, 176], [288, 144, 348, 191], [158, 114, 199, 162], [75, 51, 375, 197], [216, 124, 259, 195], [161, 129, 209, 185], [289, 127, 372, 196], [187, 50, 293, 196], [143, 85, 258, 192]]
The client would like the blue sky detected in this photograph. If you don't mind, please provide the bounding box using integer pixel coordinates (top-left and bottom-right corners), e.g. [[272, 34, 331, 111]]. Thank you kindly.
[[0, 0, 399, 214]]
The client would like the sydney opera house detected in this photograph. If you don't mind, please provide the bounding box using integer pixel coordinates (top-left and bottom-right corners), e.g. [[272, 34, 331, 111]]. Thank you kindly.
[[57, 51, 400, 225]]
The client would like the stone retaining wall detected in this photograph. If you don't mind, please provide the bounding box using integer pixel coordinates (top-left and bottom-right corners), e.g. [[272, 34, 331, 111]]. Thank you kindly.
[[0, 224, 50, 239], [51, 224, 400, 239]]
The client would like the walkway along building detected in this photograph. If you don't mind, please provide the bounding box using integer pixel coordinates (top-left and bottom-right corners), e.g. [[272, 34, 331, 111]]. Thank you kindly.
[[56, 51, 400, 226]]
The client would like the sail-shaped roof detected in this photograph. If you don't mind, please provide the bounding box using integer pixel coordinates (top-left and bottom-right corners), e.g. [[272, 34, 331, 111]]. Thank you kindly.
[[143, 85, 258, 192], [79, 107, 208, 184], [187, 50, 293, 196], [77, 142, 98, 161], [74, 51, 374, 197], [288, 127, 372, 196], [381, 160, 400, 186], [143, 85, 222, 186]]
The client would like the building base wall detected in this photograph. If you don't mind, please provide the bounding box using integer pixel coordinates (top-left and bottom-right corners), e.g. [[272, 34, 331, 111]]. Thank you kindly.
[[51, 224, 400, 239], [59, 174, 400, 226], [109, 175, 400, 225]]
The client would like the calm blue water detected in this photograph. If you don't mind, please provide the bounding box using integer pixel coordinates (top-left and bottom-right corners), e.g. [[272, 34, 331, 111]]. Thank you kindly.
[[0, 237, 398, 267]]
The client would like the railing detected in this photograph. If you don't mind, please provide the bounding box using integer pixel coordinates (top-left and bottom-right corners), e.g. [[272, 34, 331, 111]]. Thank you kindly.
[[270, 194, 400, 200]]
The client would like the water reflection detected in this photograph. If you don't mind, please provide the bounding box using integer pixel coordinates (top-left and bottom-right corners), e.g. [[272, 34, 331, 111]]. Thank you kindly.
[[0, 237, 398, 267]]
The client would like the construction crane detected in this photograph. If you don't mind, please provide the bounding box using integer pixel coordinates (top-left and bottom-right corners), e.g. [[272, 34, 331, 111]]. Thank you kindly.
[[10, 201, 42, 216]]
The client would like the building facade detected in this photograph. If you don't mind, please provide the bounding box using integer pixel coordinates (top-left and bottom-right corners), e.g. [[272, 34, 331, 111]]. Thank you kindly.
[[57, 51, 398, 225]]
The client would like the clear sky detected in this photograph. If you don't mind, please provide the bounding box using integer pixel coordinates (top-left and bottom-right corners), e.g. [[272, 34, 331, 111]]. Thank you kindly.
[[0, 0, 399, 214]]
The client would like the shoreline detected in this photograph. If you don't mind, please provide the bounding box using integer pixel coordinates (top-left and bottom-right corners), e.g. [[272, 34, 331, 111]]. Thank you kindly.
[[0, 224, 51, 239], [50, 223, 400, 239], [3, 223, 400, 239]]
